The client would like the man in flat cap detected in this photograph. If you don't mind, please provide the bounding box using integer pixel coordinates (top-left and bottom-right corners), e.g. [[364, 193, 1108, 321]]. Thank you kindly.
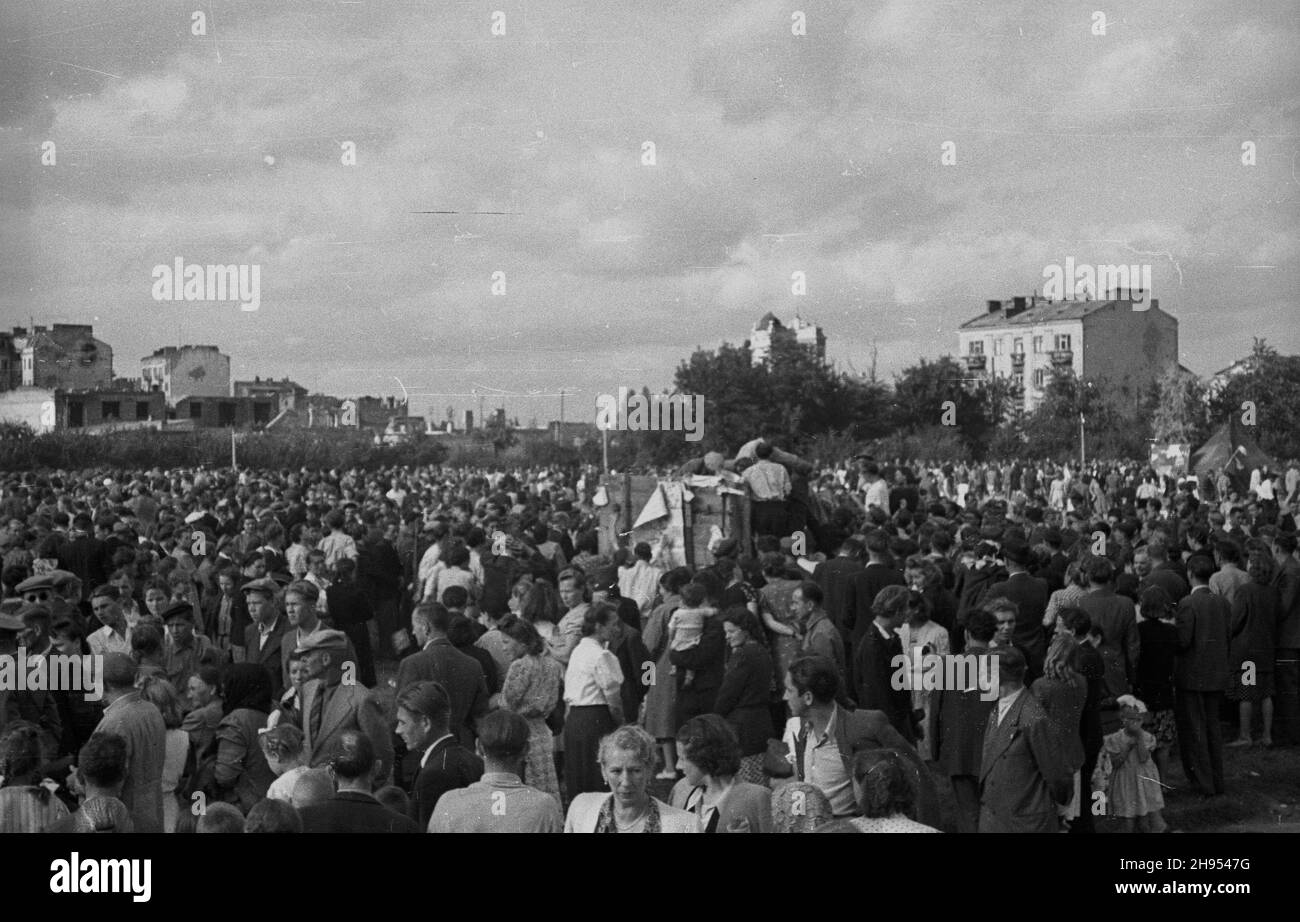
[[292, 629, 393, 786], [94, 653, 166, 834]]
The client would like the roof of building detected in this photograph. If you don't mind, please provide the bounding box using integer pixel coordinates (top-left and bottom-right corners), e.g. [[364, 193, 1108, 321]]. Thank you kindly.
[[959, 297, 1163, 331], [143, 345, 226, 359], [755, 312, 782, 329]]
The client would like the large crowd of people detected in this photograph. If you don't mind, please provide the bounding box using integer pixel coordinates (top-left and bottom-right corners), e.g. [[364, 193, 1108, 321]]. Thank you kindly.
[[0, 448, 1296, 833]]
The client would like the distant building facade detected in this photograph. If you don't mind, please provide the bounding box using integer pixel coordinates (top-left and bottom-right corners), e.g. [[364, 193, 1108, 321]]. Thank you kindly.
[[957, 290, 1178, 411], [141, 345, 231, 404], [233, 376, 308, 414], [750, 313, 826, 366], [3, 324, 113, 391], [174, 395, 276, 428]]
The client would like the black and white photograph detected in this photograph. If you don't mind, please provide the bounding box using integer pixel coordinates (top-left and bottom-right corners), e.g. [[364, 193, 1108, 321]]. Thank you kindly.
[[0, 0, 1296, 899]]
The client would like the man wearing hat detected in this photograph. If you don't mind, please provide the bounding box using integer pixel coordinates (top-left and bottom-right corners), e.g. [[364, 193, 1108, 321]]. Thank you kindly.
[[0, 605, 62, 752], [292, 629, 393, 785], [94, 653, 166, 834], [161, 602, 216, 693]]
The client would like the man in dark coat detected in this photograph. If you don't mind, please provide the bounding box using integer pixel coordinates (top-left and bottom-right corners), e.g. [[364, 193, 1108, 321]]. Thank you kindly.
[[853, 585, 914, 744], [932, 610, 998, 832], [1174, 556, 1231, 796], [298, 730, 419, 833], [979, 647, 1072, 833], [395, 603, 489, 748], [987, 542, 1049, 681]]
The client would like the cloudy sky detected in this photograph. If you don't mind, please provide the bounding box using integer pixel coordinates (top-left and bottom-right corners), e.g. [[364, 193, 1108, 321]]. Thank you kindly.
[[2, 0, 1296, 426]]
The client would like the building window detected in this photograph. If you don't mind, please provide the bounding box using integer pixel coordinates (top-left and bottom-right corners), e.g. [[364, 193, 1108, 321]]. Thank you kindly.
[[1013, 373, 1024, 388], [1054, 333, 1071, 352], [993, 339, 1004, 356], [101, 401, 120, 420], [136, 401, 150, 420], [1034, 368, 1046, 388], [1013, 338, 1024, 354], [968, 340, 984, 355], [1033, 336, 1043, 353], [190, 402, 203, 419]]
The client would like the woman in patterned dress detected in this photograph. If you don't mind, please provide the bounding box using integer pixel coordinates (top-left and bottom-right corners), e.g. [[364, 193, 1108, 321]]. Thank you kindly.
[[499, 616, 563, 803], [757, 553, 802, 683]]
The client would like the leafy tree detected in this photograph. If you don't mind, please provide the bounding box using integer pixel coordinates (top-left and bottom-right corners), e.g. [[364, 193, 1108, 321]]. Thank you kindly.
[[1149, 366, 1209, 445], [1208, 338, 1300, 460]]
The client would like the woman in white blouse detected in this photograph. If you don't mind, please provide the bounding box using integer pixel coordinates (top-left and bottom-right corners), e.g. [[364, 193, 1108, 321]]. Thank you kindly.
[[565, 725, 697, 833], [561, 603, 625, 804]]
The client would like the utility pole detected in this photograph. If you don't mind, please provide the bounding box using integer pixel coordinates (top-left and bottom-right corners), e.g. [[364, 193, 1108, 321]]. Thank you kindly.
[[558, 388, 564, 443]]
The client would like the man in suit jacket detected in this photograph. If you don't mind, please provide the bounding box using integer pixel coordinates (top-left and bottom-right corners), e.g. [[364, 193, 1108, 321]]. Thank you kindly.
[[1140, 542, 1190, 604], [932, 610, 999, 833], [1076, 557, 1140, 699], [242, 578, 288, 701], [795, 582, 847, 692], [280, 580, 357, 692], [294, 631, 394, 786], [853, 585, 914, 743], [780, 654, 940, 826], [1273, 535, 1300, 745], [812, 536, 865, 640], [94, 654, 166, 834], [394, 680, 484, 827], [396, 603, 489, 748], [297, 730, 419, 833], [987, 543, 1049, 680], [979, 647, 1072, 833], [1035, 529, 1069, 594], [844, 532, 907, 657], [1174, 556, 1231, 796]]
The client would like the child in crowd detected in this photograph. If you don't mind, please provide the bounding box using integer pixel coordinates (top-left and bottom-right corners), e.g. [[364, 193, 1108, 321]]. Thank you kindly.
[[1099, 696, 1167, 833], [261, 724, 310, 803], [667, 582, 713, 689]]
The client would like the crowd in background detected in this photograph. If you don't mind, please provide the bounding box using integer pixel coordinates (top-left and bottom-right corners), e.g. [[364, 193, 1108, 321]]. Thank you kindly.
[[0, 447, 1295, 834]]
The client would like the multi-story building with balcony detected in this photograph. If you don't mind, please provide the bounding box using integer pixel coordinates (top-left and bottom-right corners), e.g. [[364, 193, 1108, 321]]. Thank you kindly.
[[957, 290, 1178, 410]]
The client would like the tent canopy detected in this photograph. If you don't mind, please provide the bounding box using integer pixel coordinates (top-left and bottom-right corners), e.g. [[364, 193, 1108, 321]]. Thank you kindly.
[[1189, 419, 1276, 489]]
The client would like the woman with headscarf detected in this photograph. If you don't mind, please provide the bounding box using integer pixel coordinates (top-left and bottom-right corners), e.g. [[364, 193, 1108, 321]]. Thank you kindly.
[[213, 663, 277, 812]]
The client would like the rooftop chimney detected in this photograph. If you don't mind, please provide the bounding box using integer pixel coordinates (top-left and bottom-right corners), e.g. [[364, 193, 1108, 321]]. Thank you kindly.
[[986, 299, 1002, 314]]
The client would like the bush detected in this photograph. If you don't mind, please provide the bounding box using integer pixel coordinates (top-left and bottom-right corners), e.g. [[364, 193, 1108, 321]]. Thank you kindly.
[[0, 428, 448, 472]]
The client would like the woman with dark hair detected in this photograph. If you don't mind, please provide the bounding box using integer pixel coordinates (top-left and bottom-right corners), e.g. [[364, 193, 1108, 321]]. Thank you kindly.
[[497, 615, 562, 804], [715, 556, 760, 616], [562, 603, 625, 802], [669, 714, 772, 833], [213, 664, 277, 812], [1031, 633, 1087, 830], [712, 607, 775, 784], [520, 579, 561, 647], [1228, 549, 1279, 747], [0, 722, 70, 833], [841, 748, 940, 833], [1136, 586, 1179, 785], [758, 553, 803, 683]]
